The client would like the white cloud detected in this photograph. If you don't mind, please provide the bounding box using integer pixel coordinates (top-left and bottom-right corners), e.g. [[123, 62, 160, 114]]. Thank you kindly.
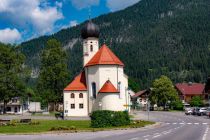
[[61, 20, 78, 29], [0, 0, 63, 35], [70, 0, 99, 10], [70, 20, 78, 27], [55, 1, 63, 8], [0, 28, 21, 44], [106, 0, 140, 12]]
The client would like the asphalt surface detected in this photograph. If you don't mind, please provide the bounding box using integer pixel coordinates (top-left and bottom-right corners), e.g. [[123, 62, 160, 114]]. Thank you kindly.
[[0, 111, 210, 140]]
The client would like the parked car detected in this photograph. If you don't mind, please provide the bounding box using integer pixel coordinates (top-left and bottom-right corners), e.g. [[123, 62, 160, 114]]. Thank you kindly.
[[206, 108, 210, 118], [197, 108, 207, 116], [192, 107, 199, 115], [185, 108, 193, 115]]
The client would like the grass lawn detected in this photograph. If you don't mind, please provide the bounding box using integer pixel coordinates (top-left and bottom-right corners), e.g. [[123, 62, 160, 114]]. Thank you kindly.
[[0, 120, 154, 134]]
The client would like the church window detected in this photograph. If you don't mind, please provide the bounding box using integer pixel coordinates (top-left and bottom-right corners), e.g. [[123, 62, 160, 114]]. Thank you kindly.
[[92, 82, 96, 99], [79, 93, 83, 98], [70, 93, 75, 98], [90, 45, 93, 52], [79, 104, 84, 109], [71, 104, 75, 109]]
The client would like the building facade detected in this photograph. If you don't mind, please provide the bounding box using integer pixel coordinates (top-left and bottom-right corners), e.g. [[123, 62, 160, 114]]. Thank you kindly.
[[63, 21, 131, 116], [175, 83, 206, 103]]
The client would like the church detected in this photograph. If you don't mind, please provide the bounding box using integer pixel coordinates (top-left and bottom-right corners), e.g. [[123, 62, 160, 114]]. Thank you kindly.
[[63, 20, 131, 117]]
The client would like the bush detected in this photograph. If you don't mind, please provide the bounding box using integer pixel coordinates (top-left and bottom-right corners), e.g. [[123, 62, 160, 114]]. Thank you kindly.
[[190, 96, 204, 107], [171, 100, 184, 110], [29, 121, 40, 125], [90, 110, 130, 128], [50, 126, 76, 131]]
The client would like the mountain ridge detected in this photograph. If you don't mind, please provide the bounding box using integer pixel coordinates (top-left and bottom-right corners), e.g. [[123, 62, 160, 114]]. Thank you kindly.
[[19, 0, 210, 89]]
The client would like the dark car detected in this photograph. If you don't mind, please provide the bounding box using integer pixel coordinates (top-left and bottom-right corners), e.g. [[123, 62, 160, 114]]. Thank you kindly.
[[55, 112, 64, 119], [192, 107, 199, 115]]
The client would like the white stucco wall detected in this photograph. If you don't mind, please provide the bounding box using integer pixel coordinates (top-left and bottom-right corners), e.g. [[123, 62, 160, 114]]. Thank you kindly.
[[83, 37, 99, 66], [85, 65, 130, 112], [63, 91, 88, 116], [96, 93, 127, 111]]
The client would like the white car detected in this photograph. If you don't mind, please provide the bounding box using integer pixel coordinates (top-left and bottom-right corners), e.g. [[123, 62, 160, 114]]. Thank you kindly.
[[185, 108, 193, 115], [197, 108, 207, 116]]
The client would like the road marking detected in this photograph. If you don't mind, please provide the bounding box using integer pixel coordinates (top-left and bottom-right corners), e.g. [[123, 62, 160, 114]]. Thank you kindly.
[[153, 134, 161, 138], [202, 127, 209, 140], [143, 135, 150, 138], [179, 123, 184, 124], [187, 123, 192, 124], [166, 123, 170, 124], [194, 123, 199, 125], [129, 137, 139, 140], [173, 123, 177, 124], [203, 123, 208, 125]]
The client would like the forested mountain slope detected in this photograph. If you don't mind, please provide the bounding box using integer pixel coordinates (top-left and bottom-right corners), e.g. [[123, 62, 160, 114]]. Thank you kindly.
[[19, 0, 210, 89]]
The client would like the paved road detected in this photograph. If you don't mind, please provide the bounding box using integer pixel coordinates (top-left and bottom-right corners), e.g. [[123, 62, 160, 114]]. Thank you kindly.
[[0, 111, 210, 140]]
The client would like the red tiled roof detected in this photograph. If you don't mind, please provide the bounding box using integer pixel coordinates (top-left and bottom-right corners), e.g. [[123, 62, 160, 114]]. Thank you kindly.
[[133, 90, 147, 98], [175, 83, 205, 95], [64, 71, 87, 91], [85, 44, 124, 67], [98, 80, 119, 93]]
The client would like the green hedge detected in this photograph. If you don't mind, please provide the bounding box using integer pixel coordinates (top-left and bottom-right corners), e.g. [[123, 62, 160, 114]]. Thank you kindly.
[[90, 110, 130, 128]]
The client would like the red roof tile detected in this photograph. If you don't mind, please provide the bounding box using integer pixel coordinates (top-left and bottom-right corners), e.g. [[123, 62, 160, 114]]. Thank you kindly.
[[175, 83, 205, 95], [64, 71, 87, 91], [85, 44, 124, 67], [98, 80, 119, 93]]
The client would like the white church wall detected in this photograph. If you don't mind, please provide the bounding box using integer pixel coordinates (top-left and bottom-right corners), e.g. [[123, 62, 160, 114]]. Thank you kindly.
[[86, 66, 100, 97], [63, 91, 88, 116], [96, 93, 127, 111], [83, 37, 99, 66], [98, 65, 118, 89]]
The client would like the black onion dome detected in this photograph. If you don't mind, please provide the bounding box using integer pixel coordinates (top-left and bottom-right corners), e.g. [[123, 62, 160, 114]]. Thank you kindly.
[[81, 21, 100, 39]]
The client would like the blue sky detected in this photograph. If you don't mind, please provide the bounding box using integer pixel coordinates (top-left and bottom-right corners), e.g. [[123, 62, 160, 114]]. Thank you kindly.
[[0, 0, 140, 44]]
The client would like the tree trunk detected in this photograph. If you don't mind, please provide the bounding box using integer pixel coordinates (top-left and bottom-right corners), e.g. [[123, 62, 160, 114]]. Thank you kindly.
[[54, 102, 56, 112], [3, 100, 7, 114]]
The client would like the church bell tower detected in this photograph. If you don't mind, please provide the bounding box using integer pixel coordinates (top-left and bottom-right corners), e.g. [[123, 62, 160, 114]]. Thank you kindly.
[[81, 20, 100, 66]]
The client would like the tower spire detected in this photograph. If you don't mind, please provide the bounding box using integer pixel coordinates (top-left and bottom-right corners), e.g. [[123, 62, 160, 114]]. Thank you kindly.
[[88, 6, 91, 21]]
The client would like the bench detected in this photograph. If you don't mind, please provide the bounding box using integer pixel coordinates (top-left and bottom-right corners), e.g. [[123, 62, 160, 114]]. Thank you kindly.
[[0, 119, 11, 125], [20, 119, 32, 123]]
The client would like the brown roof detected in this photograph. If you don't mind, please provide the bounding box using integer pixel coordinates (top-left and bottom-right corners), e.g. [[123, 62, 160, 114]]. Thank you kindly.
[[98, 80, 119, 93], [85, 44, 124, 67], [175, 83, 205, 95], [133, 90, 148, 98], [64, 71, 87, 91]]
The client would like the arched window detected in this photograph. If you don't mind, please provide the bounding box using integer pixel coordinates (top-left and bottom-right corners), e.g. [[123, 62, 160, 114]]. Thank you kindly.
[[92, 82, 96, 99], [70, 93, 75, 98], [79, 93, 83, 98], [90, 45, 93, 52]]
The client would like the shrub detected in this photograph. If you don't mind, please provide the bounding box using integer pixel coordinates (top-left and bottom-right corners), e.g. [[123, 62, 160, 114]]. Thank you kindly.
[[50, 126, 76, 131], [171, 100, 184, 110], [50, 126, 69, 131], [29, 121, 40, 125], [90, 110, 130, 128]]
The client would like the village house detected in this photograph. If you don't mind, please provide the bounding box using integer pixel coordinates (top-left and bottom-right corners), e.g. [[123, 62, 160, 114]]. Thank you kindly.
[[63, 20, 132, 117], [175, 82, 206, 104], [132, 89, 150, 110], [0, 97, 28, 114]]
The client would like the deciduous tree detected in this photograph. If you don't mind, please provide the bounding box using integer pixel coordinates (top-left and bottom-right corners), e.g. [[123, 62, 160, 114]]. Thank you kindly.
[[0, 43, 25, 113], [150, 75, 179, 109], [37, 39, 69, 110]]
